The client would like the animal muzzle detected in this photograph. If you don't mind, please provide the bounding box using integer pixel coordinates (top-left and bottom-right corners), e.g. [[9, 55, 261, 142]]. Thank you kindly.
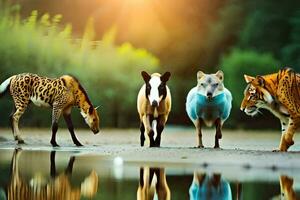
[[242, 106, 258, 116], [151, 100, 159, 107], [92, 128, 100, 134], [206, 92, 213, 101]]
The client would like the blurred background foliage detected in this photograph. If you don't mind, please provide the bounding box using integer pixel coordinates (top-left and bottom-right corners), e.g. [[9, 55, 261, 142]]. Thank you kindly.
[[1, 0, 300, 129]]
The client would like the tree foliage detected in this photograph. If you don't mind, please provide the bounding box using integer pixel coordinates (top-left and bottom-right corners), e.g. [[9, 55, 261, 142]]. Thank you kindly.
[[2, 0, 300, 129], [221, 49, 280, 109]]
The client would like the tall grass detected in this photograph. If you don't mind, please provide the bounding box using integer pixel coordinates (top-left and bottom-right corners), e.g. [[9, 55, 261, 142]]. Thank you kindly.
[[0, 3, 159, 128]]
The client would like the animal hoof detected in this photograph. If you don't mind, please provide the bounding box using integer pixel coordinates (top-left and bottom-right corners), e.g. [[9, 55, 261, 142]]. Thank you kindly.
[[17, 140, 25, 144], [214, 145, 220, 149], [75, 142, 83, 147], [272, 149, 287, 152], [51, 141, 59, 147], [196, 145, 204, 148]]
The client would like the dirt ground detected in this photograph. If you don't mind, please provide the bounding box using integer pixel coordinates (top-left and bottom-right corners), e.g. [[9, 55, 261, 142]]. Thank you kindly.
[[0, 127, 300, 170]]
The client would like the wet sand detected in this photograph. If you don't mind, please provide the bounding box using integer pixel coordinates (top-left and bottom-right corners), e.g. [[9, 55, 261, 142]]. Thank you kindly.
[[0, 127, 300, 170]]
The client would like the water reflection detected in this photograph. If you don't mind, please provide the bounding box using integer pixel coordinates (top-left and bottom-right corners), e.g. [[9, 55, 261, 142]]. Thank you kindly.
[[4, 149, 98, 200], [0, 149, 299, 200], [137, 167, 171, 200], [280, 175, 297, 200], [189, 172, 232, 200]]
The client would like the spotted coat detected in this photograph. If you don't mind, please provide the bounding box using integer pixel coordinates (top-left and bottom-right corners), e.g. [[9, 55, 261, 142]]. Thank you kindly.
[[0, 73, 100, 146]]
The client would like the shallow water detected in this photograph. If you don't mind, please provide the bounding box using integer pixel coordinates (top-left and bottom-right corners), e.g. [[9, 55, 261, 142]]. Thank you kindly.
[[0, 149, 299, 200]]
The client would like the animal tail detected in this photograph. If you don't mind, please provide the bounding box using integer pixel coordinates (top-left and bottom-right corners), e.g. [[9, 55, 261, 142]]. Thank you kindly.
[[0, 76, 14, 97]]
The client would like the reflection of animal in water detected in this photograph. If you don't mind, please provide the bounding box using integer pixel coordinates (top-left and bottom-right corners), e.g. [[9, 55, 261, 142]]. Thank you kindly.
[[137, 71, 171, 147], [6, 149, 98, 200], [189, 172, 232, 200], [137, 167, 171, 200], [279, 175, 297, 200], [0, 73, 100, 146]]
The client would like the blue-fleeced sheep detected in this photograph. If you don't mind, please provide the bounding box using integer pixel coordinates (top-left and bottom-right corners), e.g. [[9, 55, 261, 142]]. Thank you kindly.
[[186, 70, 232, 148]]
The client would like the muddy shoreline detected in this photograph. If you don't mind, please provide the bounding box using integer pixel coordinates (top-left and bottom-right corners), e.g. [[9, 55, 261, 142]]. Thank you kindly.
[[0, 128, 299, 170]]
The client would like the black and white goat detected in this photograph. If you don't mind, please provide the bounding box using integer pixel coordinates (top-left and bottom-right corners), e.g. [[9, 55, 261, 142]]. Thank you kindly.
[[137, 71, 171, 147]]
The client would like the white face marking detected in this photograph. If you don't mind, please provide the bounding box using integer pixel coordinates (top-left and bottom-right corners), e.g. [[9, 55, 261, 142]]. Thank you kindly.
[[244, 108, 259, 116], [149, 76, 162, 106], [30, 96, 50, 107], [261, 89, 273, 104]]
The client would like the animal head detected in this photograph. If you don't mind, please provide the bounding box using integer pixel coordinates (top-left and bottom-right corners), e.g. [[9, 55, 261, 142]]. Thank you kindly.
[[240, 75, 273, 116], [141, 71, 171, 107], [81, 106, 100, 134], [197, 70, 224, 100]]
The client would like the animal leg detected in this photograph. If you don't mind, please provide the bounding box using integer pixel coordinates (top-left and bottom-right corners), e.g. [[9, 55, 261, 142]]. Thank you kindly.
[[140, 121, 145, 147], [65, 156, 75, 175], [50, 103, 63, 147], [9, 106, 16, 134], [139, 167, 144, 187], [11, 107, 26, 144], [50, 151, 56, 177], [194, 119, 204, 148], [281, 120, 287, 134], [155, 123, 164, 147], [142, 115, 155, 147], [280, 175, 296, 200], [10, 87, 30, 144], [279, 118, 298, 151], [63, 110, 83, 146], [155, 115, 167, 147], [211, 173, 221, 188], [214, 118, 222, 148], [156, 168, 170, 200], [193, 171, 206, 186]]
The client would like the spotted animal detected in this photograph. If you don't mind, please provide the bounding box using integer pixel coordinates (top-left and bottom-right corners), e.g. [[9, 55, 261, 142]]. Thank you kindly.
[[241, 68, 300, 151], [0, 73, 100, 146], [5, 149, 99, 200]]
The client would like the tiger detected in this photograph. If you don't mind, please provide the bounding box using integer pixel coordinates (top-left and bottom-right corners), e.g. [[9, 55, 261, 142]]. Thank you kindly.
[[0, 73, 100, 147], [240, 68, 300, 151]]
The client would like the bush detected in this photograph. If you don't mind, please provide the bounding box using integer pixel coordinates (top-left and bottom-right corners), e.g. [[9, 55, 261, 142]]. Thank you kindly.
[[220, 49, 280, 128], [0, 7, 160, 128], [220, 49, 280, 108]]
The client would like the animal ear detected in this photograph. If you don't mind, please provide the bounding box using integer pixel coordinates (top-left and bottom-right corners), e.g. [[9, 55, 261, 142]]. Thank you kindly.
[[161, 72, 171, 82], [89, 106, 94, 114], [256, 75, 265, 87], [141, 71, 151, 83], [197, 71, 205, 80], [244, 74, 255, 83], [215, 70, 224, 81]]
